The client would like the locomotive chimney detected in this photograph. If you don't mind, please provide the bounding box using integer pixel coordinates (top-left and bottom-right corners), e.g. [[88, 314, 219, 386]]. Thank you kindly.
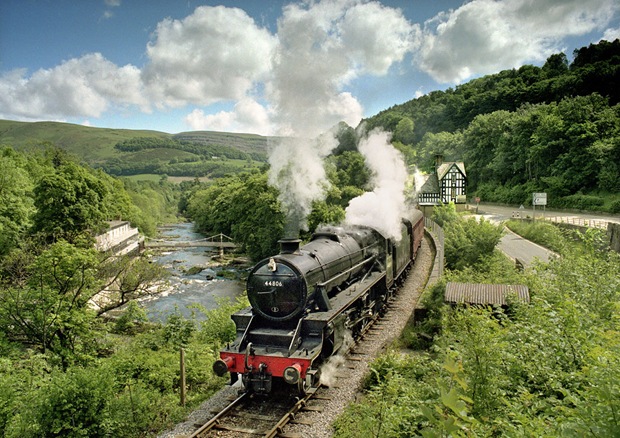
[[279, 238, 301, 254], [280, 210, 302, 253]]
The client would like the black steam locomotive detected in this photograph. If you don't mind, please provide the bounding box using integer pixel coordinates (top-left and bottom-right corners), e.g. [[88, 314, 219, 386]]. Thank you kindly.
[[213, 209, 425, 394]]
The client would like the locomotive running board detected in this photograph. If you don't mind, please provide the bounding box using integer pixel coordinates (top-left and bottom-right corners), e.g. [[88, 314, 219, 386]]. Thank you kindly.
[[314, 255, 377, 311]]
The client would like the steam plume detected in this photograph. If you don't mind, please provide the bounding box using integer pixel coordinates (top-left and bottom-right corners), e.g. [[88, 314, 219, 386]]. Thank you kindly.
[[344, 128, 409, 239], [268, 131, 338, 237]]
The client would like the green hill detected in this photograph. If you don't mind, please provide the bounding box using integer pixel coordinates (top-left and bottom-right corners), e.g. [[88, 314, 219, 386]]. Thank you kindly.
[[0, 120, 273, 178], [0, 120, 168, 163]]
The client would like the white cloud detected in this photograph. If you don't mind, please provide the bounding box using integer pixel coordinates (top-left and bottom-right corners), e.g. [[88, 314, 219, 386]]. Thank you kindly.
[[142, 5, 277, 108], [0, 53, 145, 120], [418, 0, 618, 84], [2, 0, 616, 131], [185, 98, 273, 135], [601, 26, 620, 42], [340, 1, 420, 75]]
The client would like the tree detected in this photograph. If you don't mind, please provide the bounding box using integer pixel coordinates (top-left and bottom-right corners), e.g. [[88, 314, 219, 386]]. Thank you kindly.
[[541, 53, 569, 78], [187, 171, 285, 261], [32, 161, 110, 243], [0, 149, 35, 255], [0, 241, 100, 368], [96, 254, 169, 314], [393, 116, 415, 145]]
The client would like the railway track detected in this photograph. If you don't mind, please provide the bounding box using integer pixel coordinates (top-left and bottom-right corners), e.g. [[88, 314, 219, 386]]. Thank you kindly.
[[187, 386, 317, 437]]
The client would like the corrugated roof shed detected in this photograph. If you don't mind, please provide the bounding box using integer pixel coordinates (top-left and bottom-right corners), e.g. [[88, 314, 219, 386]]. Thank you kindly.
[[445, 282, 530, 306]]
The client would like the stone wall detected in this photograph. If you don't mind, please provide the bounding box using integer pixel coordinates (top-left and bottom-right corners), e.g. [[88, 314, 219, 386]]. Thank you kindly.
[[609, 222, 620, 253]]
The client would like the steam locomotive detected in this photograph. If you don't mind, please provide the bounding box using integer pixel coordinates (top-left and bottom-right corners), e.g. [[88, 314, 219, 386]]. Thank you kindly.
[[213, 209, 425, 394]]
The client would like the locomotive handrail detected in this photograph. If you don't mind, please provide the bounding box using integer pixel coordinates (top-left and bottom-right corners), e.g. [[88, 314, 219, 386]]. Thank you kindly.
[[287, 318, 304, 356]]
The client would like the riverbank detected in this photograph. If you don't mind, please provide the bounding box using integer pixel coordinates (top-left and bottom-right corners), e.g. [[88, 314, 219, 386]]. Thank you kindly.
[[103, 223, 250, 323]]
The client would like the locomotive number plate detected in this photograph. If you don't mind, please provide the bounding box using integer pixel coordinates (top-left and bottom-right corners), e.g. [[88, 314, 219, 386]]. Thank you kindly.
[[265, 280, 283, 287]]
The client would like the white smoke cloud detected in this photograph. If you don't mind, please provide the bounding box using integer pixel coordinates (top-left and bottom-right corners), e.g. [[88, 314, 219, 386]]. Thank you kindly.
[[344, 129, 409, 239], [319, 330, 355, 388], [267, 0, 415, 234], [418, 0, 618, 84], [269, 0, 415, 137], [268, 132, 339, 235]]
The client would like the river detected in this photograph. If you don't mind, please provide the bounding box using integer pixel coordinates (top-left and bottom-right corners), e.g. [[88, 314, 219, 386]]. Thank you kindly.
[[139, 222, 246, 322]]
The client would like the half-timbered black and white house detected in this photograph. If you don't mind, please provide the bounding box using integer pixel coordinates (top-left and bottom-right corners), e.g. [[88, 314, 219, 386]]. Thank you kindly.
[[417, 155, 467, 212]]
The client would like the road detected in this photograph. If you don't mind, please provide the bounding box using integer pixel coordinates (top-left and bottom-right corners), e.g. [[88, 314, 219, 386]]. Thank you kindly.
[[469, 203, 620, 268], [471, 203, 620, 225], [497, 228, 556, 267]]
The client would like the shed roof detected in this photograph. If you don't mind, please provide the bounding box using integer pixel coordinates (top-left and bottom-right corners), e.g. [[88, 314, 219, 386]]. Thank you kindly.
[[444, 282, 530, 306]]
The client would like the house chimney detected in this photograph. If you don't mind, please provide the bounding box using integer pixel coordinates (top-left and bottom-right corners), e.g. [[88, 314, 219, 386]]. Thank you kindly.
[[435, 154, 444, 168]]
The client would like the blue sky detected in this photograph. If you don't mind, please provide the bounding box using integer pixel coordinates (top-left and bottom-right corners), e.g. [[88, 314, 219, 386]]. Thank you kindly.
[[1, 0, 619, 136]]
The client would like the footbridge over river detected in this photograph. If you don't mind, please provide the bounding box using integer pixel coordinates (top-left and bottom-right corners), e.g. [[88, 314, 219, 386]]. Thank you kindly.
[[145, 233, 237, 255]]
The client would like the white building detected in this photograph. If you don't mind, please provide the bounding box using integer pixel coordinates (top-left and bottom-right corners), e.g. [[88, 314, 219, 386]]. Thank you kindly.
[[94, 221, 143, 256]]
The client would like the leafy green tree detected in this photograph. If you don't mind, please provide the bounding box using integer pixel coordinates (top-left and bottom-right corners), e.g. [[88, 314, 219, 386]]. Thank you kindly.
[[418, 131, 464, 171], [187, 171, 285, 261], [0, 241, 100, 367], [306, 200, 345, 233], [541, 52, 569, 78], [32, 161, 110, 242], [393, 116, 415, 145], [0, 148, 35, 255], [97, 254, 169, 314]]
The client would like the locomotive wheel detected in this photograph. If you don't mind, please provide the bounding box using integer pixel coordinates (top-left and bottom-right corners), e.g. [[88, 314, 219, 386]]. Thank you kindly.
[[297, 368, 321, 395], [297, 379, 307, 395]]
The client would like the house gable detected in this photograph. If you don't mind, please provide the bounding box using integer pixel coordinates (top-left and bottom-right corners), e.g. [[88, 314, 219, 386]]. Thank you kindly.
[[439, 162, 467, 203]]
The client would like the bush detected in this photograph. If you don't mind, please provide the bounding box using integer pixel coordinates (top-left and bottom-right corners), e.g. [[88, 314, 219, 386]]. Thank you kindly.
[[444, 217, 503, 270], [552, 194, 604, 210], [6, 367, 114, 438], [114, 301, 148, 335], [505, 219, 568, 254], [609, 199, 620, 214]]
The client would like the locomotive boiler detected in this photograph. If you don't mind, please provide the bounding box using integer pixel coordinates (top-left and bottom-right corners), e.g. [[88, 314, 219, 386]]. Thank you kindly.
[[213, 209, 425, 394]]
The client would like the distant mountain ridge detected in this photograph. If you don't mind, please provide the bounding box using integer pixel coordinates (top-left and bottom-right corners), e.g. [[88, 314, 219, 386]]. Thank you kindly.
[[0, 119, 276, 178]]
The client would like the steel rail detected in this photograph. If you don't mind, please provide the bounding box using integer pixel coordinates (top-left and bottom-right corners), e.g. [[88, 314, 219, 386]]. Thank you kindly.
[[188, 391, 249, 438], [263, 391, 314, 438]]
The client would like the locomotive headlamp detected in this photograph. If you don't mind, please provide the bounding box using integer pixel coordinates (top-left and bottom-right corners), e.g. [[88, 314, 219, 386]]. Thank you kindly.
[[213, 356, 235, 376], [283, 363, 302, 385], [268, 257, 277, 271]]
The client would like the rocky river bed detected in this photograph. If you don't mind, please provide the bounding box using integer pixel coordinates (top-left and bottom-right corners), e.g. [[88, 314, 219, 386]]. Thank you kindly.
[[139, 223, 247, 322]]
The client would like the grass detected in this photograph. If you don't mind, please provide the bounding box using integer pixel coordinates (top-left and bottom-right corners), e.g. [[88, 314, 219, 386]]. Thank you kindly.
[[505, 219, 569, 254]]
